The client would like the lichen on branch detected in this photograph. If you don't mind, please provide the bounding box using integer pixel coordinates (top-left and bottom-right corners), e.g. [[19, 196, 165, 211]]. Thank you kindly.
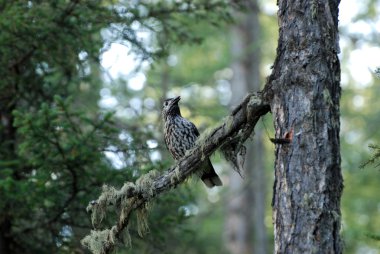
[[82, 92, 270, 254]]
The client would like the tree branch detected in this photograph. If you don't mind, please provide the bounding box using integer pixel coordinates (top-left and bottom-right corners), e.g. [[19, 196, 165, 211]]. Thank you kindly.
[[82, 92, 270, 254]]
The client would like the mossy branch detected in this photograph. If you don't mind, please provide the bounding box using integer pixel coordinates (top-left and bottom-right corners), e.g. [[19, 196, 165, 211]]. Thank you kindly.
[[82, 92, 270, 254], [360, 144, 380, 169]]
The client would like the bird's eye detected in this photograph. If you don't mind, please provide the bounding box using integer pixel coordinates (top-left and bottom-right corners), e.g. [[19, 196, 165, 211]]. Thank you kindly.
[[164, 101, 169, 107]]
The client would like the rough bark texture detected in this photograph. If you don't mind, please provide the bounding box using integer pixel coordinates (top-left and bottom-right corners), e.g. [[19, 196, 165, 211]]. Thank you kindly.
[[265, 0, 343, 253], [225, 1, 267, 253]]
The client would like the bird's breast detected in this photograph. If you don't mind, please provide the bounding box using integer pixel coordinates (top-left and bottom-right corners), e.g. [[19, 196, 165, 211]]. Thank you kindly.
[[164, 116, 198, 160]]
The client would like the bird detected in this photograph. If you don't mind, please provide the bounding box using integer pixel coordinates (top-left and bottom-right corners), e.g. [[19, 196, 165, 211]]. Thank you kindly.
[[162, 95, 222, 188]]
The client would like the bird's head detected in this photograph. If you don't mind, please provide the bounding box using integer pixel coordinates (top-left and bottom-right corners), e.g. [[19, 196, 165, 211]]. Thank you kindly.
[[162, 96, 181, 119]]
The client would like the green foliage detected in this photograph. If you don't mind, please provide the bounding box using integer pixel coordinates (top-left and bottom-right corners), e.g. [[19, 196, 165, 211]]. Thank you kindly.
[[366, 233, 380, 241], [338, 2, 380, 250], [13, 0, 380, 253], [0, 0, 239, 253], [4, 97, 128, 253]]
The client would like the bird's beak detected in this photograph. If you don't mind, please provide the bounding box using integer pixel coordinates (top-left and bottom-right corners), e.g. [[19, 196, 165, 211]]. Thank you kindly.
[[172, 96, 181, 104]]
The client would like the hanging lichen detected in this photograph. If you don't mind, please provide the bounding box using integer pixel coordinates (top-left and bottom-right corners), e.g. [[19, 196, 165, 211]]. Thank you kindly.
[[81, 229, 112, 254], [122, 226, 132, 247], [119, 199, 133, 225], [220, 119, 250, 178], [221, 141, 246, 177], [136, 203, 150, 237], [82, 170, 161, 253], [220, 96, 264, 177], [89, 185, 118, 228], [135, 170, 159, 198], [117, 182, 136, 208]]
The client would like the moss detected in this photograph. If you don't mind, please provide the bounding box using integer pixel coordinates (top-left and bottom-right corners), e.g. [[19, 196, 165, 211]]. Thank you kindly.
[[136, 203, 150, 237], [225, 115, 234, 133], [81, 229, 112, 254], [119, 182, 136, 196], [81, 226, 132, 254], [117, 182, 136, 208], [248, 94, 262, 106], [123, 226, 132, 247], [195, 127, 214, 161], [90, 185, 118, 228], [108, 226, 118, 245], [119, 203, 131, 225], [83, 170, 160, 252], [185, 174, 195, 185], [136, 170, 159, 198], [201, 145, 206, 161], [171, 165, 181, 183], [221, 141, 246, 177]]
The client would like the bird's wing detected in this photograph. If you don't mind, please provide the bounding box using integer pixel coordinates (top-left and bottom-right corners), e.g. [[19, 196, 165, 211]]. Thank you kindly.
[[189, 121, 200, 137]]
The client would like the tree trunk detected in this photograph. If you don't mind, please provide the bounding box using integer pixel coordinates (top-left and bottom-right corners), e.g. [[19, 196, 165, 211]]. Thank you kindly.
[[266, 0, 343, 253], [225, 1, 267, 253]]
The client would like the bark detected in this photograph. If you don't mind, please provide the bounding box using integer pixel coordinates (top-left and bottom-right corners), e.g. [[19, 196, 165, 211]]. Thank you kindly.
[[265, 0, 343, 253], [225, 1, 267, 253]]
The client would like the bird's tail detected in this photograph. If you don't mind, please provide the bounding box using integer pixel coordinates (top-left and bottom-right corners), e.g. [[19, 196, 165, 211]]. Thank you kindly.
[[201, 160, 222, 188]]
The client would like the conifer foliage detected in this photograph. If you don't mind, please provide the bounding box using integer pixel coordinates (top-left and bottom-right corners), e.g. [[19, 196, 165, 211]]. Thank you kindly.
[[0, 1, 234, 253]]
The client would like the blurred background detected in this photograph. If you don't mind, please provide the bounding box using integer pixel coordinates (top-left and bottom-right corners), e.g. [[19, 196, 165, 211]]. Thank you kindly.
[[0, 0, 379, 253]]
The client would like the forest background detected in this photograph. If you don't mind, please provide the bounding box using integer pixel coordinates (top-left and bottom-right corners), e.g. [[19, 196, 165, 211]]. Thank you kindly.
[[0, 0, 379, 253]]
